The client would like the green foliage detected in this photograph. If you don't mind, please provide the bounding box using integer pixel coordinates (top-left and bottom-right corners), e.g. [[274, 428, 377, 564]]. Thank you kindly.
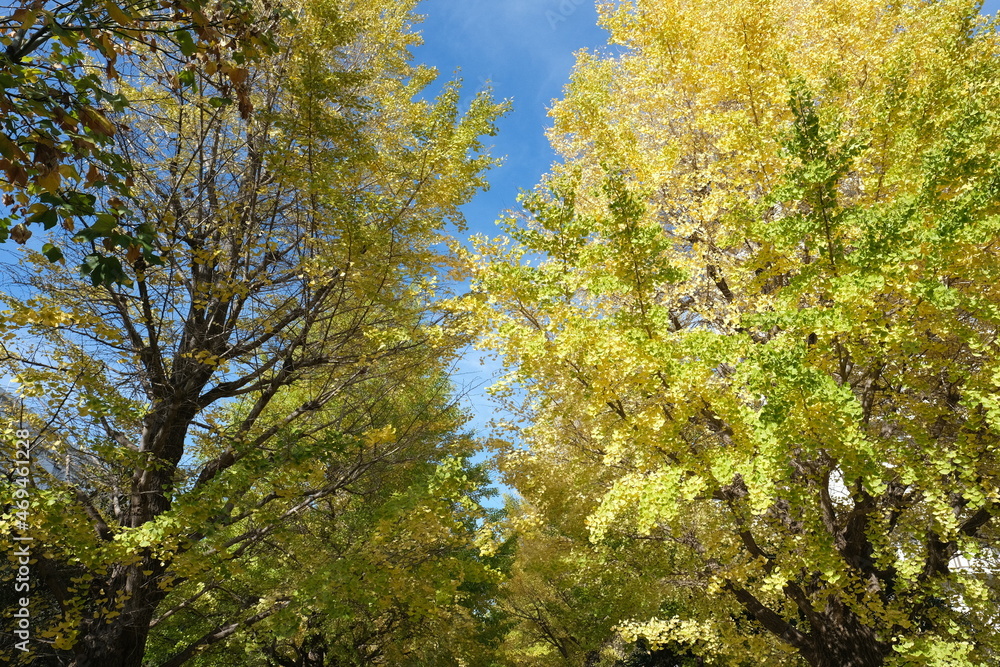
[[0, 0, 507, 664], [143, 377, 505, 667]]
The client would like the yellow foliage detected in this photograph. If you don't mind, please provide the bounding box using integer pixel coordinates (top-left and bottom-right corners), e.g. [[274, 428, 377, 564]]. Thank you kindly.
[[474, 0, 1000, 663]]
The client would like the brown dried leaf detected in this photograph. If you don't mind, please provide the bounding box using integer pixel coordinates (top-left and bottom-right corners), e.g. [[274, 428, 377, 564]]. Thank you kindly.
[[86, 164, 102, 186], [10, 224, 32, 244], [126, 244, 141, 265]]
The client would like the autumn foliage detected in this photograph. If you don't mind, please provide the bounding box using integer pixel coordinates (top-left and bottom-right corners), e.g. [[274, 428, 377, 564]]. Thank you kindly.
[[2, 0, 1000, 666], [467, 0, 1000, 665]]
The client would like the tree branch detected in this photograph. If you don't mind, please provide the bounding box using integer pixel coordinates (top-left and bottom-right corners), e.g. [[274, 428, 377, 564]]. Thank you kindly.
[[157, 601, 289, 667]]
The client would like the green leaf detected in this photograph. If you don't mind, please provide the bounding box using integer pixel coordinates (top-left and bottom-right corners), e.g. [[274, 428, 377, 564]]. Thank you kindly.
[[42, 242, 63, 262], [175, 30, 197, 58], [177, 68, 196, 89]]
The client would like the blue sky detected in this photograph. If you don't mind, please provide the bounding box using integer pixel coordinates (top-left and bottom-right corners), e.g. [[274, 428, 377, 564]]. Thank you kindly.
[[412, 0, 613, 441], [413, 0, 611, 240]]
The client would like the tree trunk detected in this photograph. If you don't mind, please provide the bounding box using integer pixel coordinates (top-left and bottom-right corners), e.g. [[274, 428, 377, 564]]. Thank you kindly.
[[800, 633, 888, 667], [798, 600, 891, 667], [69, 563, 168, 667], [731, 582, 891, 667], [68, 401, 199, 666]]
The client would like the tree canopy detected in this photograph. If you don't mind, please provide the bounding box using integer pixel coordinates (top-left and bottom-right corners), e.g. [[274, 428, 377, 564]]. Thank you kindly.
[[1, 0, 506, 664], [465, 0, 1000, 664], [3, 0, 1000, 666], [0, 0, 282, 283]]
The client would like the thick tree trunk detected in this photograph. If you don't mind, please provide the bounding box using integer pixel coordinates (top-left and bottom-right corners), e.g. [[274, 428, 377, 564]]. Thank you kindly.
[[730, 582, 891, 667], [795, 596, 891, 667], [68, 400, 200, 667], [798, 619, 890, 667], [69, 563, 168, 667]]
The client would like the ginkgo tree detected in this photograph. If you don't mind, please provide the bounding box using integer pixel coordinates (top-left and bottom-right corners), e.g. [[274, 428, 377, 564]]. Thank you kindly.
[[0, 0, 505, 664], [493, 464, 695, 666], [467, 0, 1000, 665], [143, 372, 507, 667]]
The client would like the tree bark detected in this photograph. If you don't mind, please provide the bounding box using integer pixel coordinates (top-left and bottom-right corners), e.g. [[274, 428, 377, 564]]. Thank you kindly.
[[797, 606, 890, 667], [69, 562, 168, 667], [728, 582, 890, 667], [67, 395, 204, 665]]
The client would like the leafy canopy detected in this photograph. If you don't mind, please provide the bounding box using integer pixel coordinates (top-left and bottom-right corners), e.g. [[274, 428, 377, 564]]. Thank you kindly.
[[467, 0, 1000, 665]]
